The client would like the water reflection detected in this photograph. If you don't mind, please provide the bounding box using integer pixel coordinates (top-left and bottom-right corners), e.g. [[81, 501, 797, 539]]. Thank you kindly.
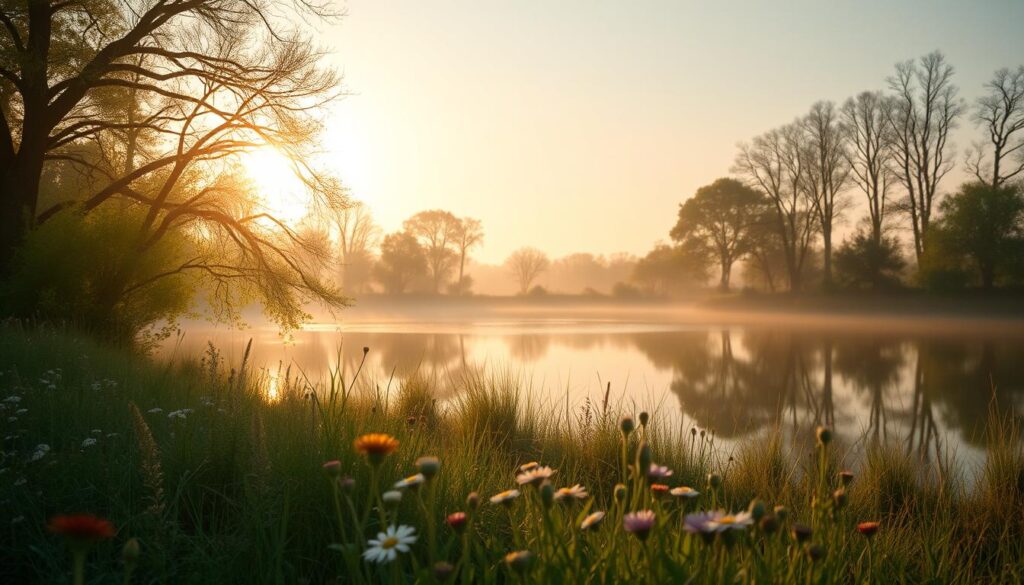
[[161, 321, 1024, 461]]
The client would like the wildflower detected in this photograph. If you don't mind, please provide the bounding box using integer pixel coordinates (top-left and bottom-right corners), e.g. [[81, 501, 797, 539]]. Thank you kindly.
[[30, 444, 50, 462], [2, 396, 21, 403], [620, 415, 635, 436], [759, 514, 779, 534], [623, 510, 656, 540], [362, 525, 417, 564], [81, 438, 97, 448], [518, 461, 539, 473], [15, 409, 27, 415], [339, 477, 356, 492], [433, 561, 455, 581], [839, 470, 855, 487], [516, 465, 556, 486], [446, 512, 467, 533], [466, 492, 480, 509], [832, 488, 848, 509], [354, 433, 399, 465], [382, 490, 403, 507], [490, 489, 521, 506], [580, 511, 606, 531], [48, 514, 116, 542], [816, 426, 832, 446], [670, 486, 700, 499], [554, 484, 588, 503], [90, 429, 102, 435], [167, 409, 193, 420], [647, 463, 673, 481], [707, 511, 753, 532], [393, 473, 426, 490], [650, 483, 670, 497], [505, 550, 535, 573], [857, 521, 880, 538], [122, 537, 141, 564], [684, 511, 720, 536], [147, 408, 162, 414], [322, 460, 342, 477], [791, 523, 813, 543], [416, 456, 440, 478]]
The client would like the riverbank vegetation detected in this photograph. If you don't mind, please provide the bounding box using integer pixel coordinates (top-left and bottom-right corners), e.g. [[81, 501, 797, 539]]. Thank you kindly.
[[1, 326, 1021, 583]]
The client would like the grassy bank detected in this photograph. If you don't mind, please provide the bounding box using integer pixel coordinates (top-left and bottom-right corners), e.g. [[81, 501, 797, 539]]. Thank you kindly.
[[1, 325, 1022, 583]]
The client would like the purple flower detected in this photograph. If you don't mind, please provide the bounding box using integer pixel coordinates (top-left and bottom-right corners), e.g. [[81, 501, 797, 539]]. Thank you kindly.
[[647, 463, 674, 481], [623, 510, 656, 540]]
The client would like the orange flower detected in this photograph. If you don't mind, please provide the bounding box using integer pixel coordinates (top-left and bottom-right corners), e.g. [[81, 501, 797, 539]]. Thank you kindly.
[[48, 514, 116, 541], [856, 521, 880, 538], [354, 433, 399, 463], [650, 483, 670, 497]]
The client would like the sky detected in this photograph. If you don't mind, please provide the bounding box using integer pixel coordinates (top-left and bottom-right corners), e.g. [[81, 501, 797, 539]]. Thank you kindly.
[[315, 0, 1024, 264]]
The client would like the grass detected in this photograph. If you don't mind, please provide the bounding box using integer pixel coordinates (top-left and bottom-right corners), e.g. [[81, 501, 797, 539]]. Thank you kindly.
[[0, 324, 1022, 583]]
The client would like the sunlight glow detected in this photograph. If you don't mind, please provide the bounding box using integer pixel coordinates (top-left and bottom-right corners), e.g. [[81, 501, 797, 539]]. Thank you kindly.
[[241, 147, 313, 226]]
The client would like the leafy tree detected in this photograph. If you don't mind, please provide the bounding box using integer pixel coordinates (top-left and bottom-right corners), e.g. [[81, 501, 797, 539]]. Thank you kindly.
[[925, 182, 1024, 289], [506, 247, 549, 295], [375, 231, 427, 294], [670, 178, 768, 291], [834, 231, 906, 290], [404, 210, 461, 293], [632, 241, 708, 296], [0, 0, 347, 336]]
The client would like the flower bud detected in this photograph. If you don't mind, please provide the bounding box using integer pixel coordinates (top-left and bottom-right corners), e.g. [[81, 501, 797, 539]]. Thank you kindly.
[[446, 512, 467, 533], [638, 442, 653, 473], [832, 488, 847, 510], [382, 490, 403, 508], [706, 473, 722, 490], [322, 460, 342, 477], [748, 499, 766, 522], [362, 346, 370, 355], [839, 470, 854, 487], [433, 561, 455, 581], [638, 412, 649, 427], [505, 550, 535, 574], [759, 514, 779, 534], [620, 415, 635, 437], [122, 537, 141, 565], [466, 491, 480, 510], [805, 543, 826, 562], [416, 456, 441, 479], [339, 477, 355, 492], [791, 523, 812, 543], [816, 426, 832, 446]]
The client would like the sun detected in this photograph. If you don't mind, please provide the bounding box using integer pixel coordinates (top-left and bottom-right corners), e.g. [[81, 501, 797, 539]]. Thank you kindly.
[[241, 147, 313, 225]]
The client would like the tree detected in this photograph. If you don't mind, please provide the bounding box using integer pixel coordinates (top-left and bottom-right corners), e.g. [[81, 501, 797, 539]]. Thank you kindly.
[[404, 210, 460, 293], [801, 101, 852, 289], [334, 201, 380, 294], [930, 182, 1024, 289], [375, 231, 427, 294], [966, 66, 1024, 188], [886, 51, 965, 262], [452, 217, 483, 295], [670, 178, 767, 291], [0, 0, 347, 334], [834, 231, 905, 290], [734, 123, 818, 291], [841, 91, 897, 247], [632, 241, 709, 295], [506, 247, 549, 294]]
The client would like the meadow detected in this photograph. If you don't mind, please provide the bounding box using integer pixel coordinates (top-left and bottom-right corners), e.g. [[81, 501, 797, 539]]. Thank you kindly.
[[1, 324, 1022, 584]]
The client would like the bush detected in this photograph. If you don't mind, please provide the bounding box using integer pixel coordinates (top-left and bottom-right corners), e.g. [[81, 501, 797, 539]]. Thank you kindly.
[[834, 232, 906, 290]]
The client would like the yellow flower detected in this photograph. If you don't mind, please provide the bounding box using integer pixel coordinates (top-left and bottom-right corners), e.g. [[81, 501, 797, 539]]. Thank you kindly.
[[354, 433, 399, 464]]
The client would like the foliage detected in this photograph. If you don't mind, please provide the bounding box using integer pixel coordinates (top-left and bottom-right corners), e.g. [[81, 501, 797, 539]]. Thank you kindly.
[[632, 242, 709, 296], [1, 326, 1023, 583], [834, 232, 906, 290], [375, 232, 428, 294], [670, 178, 769, 290]]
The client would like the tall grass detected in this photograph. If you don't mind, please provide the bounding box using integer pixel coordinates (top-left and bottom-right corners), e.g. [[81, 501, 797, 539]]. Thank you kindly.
[[0, 324, 1022, 583]]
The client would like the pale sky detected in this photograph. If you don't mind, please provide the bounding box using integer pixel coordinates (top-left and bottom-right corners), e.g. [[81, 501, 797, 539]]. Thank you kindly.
[[316, 0, 1024, 264]]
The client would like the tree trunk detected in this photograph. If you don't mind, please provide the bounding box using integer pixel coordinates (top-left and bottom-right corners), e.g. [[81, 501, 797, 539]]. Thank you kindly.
[[821, 229, 833, 291], [0, 146, 46, 276]]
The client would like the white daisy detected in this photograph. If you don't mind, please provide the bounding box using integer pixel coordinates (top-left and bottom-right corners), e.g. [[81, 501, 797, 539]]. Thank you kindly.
[[393, 473, 425, 490], [553, 484, 588, 502], [81, 438, 98, 448], [670, 486, 700, 499], [490, 489, 521, 505], [516, 465, 556, 486], [362, 525, 417, 564]]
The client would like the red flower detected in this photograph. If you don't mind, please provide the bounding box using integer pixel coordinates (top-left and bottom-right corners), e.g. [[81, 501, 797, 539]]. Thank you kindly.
[[48, 514, 116, 541], [650, 483, 670, 497], [857, 521, 880, 538], [446, 511, 468, 532]]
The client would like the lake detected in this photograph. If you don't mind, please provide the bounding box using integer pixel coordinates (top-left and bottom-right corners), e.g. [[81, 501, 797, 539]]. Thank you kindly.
[[160, 300, 1024, 468]]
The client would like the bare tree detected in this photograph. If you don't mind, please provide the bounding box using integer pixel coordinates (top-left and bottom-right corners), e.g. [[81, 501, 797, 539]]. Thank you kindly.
[[334, 201, 381, 294], [801, 101, 852, 289], [886, 52, 965, 261], [966, 66, 1024, 188], [506, 247, 549, 294], [734, 123, 818, 291], [452, 217, 483, 295], [403, 210, 461, 294], [842, 91, 896, 245]]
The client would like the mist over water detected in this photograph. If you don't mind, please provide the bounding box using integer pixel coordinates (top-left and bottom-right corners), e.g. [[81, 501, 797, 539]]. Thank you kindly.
[[160, 302, 1024, 468]]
